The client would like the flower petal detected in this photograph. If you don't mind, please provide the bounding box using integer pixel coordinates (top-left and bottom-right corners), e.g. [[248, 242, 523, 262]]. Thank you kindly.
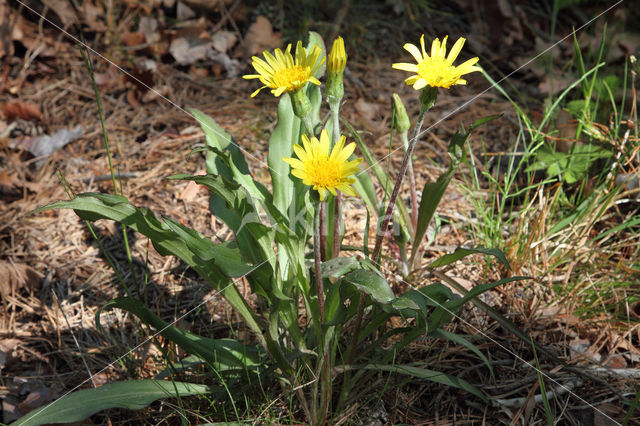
[[392, 63, 418, 72], [446, 37, 465, 65], [403, 42, 423, 63]]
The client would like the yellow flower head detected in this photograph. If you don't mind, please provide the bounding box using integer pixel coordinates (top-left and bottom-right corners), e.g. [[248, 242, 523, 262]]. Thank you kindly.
[[243, 41, 325, 98], [283, 129, 362, 201], [328, 36, 347, 74], [392, 35, 480, 90]]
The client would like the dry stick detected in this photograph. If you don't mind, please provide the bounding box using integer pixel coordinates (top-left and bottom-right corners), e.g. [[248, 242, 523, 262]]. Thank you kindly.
[[347, 108, 427, 363]]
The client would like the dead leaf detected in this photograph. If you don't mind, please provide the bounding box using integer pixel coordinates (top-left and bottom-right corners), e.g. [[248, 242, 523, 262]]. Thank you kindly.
[[18, 385, 53, 414], [2, 396, 22, 423], [209, 51, 240, 77], [0, 169, 20, 192], [0, 339, 21, 371], [41, 0, 77, 29], [81, 1, 107, 32], [177, 1, 196, 20], [570, 338, 601, 363], [0, 102, 42, 122], [121, 31, 146, 47], [10, 126, 83, 157], [138, 16, 159, 44], [178, 169, 206, 202], [170, 36, 213, 65], [212, 30, 237, 53], [0, 262, 43, 299], [238, 15, 281, 58]]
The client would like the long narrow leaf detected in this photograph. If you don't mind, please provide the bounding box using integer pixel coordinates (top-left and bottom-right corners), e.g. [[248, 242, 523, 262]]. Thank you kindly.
[[14, 380, 213, 426], [96, 297, 262, 370], [365, 364, 486, 401], [428, 247, 510, 269]]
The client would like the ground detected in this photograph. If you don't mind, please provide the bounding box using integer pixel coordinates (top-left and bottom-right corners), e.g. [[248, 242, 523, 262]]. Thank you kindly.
[[1, 1, 639, 424]]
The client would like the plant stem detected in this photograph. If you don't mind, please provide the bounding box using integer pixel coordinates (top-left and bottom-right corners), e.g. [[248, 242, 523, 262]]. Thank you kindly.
[[332, 193, 341, 257], [402, 132, 419, 230], [347, 107, 427, 364], [371, 107, 427, 264], [331, 105, 342, 258], [319, 202, 327, 261], [314, 201, 325, 323]]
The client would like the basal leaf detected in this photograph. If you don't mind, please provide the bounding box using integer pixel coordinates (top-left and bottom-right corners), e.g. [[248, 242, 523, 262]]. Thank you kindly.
[[428, 247, 510, 269], [365, 364, 486, 401], [342, 269, 394, 305], [96, 297, 262, 370], [13, 380, 213, 426]]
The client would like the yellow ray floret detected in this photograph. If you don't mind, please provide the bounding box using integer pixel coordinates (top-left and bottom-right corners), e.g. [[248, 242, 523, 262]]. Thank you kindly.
[[243, 41, 324, 98], [282, 129, 363, 201], [392, 35, 481, 90]]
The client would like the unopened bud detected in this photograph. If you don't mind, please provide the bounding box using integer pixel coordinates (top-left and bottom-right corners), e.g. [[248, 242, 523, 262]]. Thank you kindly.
[[392, 93, 410, 134], [326, 37, 346, 105], [327, 36, 347, 75]]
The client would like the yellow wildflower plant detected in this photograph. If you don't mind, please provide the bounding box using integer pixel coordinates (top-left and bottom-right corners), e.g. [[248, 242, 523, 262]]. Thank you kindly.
[[243, 41, 325, 98], [392, 35, 480, 90], [283, 129, 362, 201]]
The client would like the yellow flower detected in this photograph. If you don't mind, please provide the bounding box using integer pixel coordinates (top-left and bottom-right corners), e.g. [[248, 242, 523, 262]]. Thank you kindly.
[[392, 35, 480, 90], [243, 41, 324, 98], [283, 129, 362, 201], [327, 36, 346, 74]]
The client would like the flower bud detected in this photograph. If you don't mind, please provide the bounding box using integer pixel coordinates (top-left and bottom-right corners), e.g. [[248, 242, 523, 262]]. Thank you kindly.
[[291, 88, 312, 121], [327, 36, 347, 75], [392, 93, 410, 135], [326, 37, 346, 104]]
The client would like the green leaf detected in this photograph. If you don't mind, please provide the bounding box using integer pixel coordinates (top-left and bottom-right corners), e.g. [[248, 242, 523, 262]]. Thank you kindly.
[[467, 114, 501, 133], [189, 108, 270, 204], [269, 92, 301, 216], [167, 173, 276, 267], [444, 276, 529, 311], [32, 193, 266, 347], [428, 247, 510, 269], [306, 31, 326, 79], [96, 297, 262, 371], [321, 256, 361, 279], [162, 217, 253, 277], [429, 329, 493, 376], [13, 380, 213, 426], [412, 172, 453, 259], [342, 269, 394, 304], [365, 364, 486, 401]]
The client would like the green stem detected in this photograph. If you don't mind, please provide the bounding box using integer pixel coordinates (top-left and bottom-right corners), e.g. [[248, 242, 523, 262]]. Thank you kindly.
[[347, 107, 428, 364], [314, 201, 325, 323], [80, 47, 139, 296], [371, 107, 427, 265], [402, 132, 419, 230], [331, 104, 342, 258]]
